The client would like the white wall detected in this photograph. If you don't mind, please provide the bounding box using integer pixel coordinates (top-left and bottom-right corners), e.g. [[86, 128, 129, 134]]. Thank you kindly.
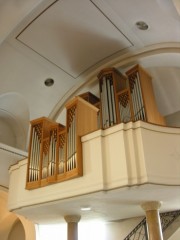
[[0, 190, 36, 240], [169, 228, 180, 240]]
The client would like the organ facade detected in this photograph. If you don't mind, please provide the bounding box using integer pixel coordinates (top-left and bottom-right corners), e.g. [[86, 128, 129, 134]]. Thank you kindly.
[[26, 65, 165, 189]]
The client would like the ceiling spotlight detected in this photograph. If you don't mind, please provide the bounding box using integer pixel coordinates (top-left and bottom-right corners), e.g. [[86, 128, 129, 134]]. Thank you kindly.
[[81, 206, 91, 211], [44, 78, 54, 87], [135, 21, 149, 30]]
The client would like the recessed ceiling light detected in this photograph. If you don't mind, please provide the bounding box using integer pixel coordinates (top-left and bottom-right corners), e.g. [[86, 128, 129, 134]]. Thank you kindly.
[[81, 206, 91, 211], [135, 21, 149, 30], [44, 78, 54, 87]]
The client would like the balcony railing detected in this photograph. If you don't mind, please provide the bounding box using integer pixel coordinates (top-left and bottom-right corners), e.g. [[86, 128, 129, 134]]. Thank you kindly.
[[124, 210, 180, 240]]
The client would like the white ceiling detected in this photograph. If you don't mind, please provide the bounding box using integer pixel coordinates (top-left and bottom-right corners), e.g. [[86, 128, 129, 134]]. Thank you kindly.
[[13, 184, 180, 224], [0, 0, 180, 223], [17, 0, 132, 78]]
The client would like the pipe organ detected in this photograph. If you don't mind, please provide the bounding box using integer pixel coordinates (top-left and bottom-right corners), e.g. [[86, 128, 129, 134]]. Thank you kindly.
[[27, 64, 165, 189], [62, 96, 99, 181], [98, 65, 165, 127], [27, 118, 63, 189], [26, 97, 99, 189], [125, 65, 165, 125]]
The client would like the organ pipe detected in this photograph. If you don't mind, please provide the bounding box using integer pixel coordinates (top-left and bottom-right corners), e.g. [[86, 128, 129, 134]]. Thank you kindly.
[[26, 65, 165, 190], [126, 64, 165, 125], [98, 68, 126, 129], [27, 97, 98, 189]]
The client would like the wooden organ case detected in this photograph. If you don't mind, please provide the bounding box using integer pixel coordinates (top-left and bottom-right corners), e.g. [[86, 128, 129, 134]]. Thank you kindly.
[[125, 64, 165, 125], [64, 96, 99, 180], [26, 97, 99, 189], [98, 65, 165, 127], [26, 64, 165, 190], [26, 117, 63, 189]]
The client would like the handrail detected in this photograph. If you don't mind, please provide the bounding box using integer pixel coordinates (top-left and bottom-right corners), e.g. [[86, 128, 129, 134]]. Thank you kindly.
[[124, 210, 180, 240], [124, 218, 147, 240], [161, 210, 180, 231]]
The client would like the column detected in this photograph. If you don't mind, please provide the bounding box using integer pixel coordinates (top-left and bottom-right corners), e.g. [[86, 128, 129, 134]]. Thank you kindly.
[[64, 215, 81, 240], [141, 201, 163, 240]]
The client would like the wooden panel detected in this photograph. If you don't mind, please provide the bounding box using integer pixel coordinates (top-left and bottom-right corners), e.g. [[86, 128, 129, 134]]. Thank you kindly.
[[65, 96, 99, 178], [26, 117, 62, 189], [117, 89, 134, 123], [79, 92, 100, 107]]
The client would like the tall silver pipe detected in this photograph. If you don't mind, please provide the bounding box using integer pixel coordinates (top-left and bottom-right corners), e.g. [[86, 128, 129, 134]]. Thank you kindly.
[[136, 72, 146, 121], [29, 127, 35, 182]]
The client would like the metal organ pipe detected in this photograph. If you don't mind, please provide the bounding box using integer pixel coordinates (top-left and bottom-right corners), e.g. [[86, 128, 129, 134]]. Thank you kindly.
[[34, 127, 38, 181], [67, 107, 77, 172], [100, 74, 117, 128], [59, 133, 65, 174], [131, 76, 139, 121], [128, 72, 146, 122], [36, 129, 40, 180], [29, 126, 35, 182], [48, 130, 57, 177], [110, 79, 116, 125], [29, 125, 41, 182], [42, 150, 48, 179], [134, 73, 142, 120], [136, 72, 146, 121]]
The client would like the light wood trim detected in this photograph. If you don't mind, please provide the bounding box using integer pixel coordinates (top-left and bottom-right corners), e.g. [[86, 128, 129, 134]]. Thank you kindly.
[[65, 96, 99, 178]]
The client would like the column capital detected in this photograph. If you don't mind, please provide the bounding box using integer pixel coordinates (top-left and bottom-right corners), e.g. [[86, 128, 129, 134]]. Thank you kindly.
[[141, 201, 162, 211], [64, 215, 81, 223]]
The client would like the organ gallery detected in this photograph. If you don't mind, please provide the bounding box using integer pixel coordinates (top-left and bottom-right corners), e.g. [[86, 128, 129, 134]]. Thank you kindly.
[[26, 65, 165, 189]]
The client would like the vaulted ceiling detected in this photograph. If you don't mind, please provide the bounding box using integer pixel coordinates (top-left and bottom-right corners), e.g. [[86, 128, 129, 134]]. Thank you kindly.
[[0, 0, 179, 202]]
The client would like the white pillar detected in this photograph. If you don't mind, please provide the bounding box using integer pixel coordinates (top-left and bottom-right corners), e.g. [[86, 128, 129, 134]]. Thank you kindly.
[[64, 215, 81, 240], [141, 201, 163, 240]]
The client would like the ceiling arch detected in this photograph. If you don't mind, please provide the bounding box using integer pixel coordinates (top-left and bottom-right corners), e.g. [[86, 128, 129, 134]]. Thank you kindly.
[[0, 92, 30, 150]]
